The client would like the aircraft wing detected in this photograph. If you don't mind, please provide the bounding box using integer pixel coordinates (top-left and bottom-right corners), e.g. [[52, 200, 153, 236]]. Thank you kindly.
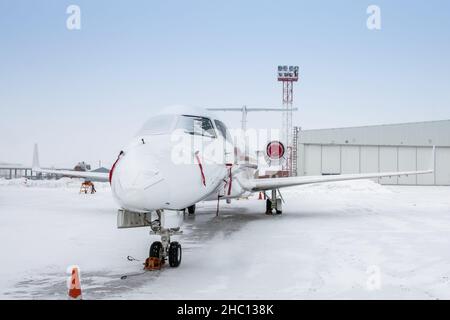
[[32, 144, 110, 182], [242, 169, 433, 192], [241, 146, 436, 192], [32, 168, 110, 182]]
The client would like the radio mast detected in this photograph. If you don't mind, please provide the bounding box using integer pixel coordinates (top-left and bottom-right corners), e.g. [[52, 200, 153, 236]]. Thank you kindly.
[[277, 65, 299, 176]]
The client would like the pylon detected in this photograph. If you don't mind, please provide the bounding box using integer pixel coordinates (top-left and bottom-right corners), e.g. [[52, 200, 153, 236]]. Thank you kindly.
[[68, 266, 82, 300], [258, 192, 263, 200]]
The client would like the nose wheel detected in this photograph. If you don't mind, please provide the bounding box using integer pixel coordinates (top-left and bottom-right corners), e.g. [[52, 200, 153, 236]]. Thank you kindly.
[[169, 242, 182, 267], [148, 210, 183, 268], [148, 240, 182, 268], [149, 241, 163, 259]]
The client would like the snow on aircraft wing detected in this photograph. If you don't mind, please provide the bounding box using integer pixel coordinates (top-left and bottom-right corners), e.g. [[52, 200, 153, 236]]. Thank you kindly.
[[32, 168, 110, 182], [242, 169, 433, 192], [32, 144, 110, 182], [242, 146, 436, 192]]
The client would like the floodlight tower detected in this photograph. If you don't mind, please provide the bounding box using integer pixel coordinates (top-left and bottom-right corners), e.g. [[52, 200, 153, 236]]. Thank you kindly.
[[277, 65, 299, 176]]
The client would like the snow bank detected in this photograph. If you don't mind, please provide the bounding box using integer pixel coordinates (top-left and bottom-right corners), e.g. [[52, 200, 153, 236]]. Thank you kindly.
[[1, 180, 450, 299]]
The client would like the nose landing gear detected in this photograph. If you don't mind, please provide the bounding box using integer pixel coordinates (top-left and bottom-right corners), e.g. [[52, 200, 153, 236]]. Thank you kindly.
[[117, 209, 184, 272], [147, 210, 183, 269]]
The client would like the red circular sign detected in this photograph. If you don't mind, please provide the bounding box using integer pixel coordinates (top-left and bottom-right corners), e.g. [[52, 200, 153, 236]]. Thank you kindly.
[[266, 141, 285, 160]]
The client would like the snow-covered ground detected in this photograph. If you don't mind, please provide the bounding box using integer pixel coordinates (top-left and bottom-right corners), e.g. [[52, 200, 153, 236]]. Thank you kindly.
[[1, 177, 450, 299]]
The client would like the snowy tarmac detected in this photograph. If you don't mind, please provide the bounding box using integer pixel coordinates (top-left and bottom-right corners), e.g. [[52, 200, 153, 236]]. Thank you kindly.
[[1, 178, 450, 299]]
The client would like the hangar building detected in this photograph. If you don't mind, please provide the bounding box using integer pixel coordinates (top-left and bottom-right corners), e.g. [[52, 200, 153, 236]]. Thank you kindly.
[[296, 119, 450, 186]]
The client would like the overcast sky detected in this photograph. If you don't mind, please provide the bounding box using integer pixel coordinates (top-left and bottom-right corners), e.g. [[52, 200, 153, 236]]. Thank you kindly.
[[1, 0, 450, 167]]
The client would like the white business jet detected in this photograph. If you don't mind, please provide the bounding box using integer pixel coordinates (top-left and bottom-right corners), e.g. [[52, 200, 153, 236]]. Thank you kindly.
[[32, 106, 435, 268]]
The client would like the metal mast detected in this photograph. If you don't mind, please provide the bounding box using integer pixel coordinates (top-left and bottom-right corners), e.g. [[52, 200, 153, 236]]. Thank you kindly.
[[277, 65, 299, 176], [291, 126, 300, 176]]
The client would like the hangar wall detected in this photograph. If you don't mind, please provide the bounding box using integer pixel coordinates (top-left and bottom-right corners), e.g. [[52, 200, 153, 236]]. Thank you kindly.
[[296, 120, 450, 186]]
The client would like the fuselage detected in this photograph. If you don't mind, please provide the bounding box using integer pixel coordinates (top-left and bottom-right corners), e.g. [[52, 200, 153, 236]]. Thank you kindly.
[[110, 106, 255, 213]]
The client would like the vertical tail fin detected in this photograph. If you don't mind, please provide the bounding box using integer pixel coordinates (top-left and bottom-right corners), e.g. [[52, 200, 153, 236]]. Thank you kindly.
[[32, 143, 40, 170]]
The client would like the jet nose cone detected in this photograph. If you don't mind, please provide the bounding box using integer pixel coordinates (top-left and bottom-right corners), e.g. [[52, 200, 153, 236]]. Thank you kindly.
[[111, 149, 170, 211]]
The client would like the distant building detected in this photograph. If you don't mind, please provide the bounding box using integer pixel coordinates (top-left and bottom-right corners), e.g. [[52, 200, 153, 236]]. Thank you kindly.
[[74, 161, 91, 171], [0, 161, 109, 180], [91, 167, 110, 174], [0, 163, 34, 179], [296, 119, 450, 186]]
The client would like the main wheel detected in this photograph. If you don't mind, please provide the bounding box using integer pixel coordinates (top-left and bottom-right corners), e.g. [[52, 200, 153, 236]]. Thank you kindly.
[[265, 199, 272, 215], [149, 241, 163, 259], [275, 199, 282, 215], [187, 204, 196, 215], [168, 242, 182, 267]]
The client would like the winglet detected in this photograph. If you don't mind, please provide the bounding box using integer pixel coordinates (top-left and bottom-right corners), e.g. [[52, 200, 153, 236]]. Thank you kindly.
[[32, 143, 40, 170]]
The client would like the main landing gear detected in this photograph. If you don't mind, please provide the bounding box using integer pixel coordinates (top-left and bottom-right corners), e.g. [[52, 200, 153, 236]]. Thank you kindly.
[[187, 204, 196, 215], [266, 189, 282, 215], [147, 210, 183, 269]]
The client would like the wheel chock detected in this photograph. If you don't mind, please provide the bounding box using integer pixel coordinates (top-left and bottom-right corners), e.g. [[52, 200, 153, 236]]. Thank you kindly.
[[144, 257, 163, 271]]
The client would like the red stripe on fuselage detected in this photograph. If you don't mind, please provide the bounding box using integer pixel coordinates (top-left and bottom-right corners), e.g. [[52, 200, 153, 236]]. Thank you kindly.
[[109, 151, 124, 184], [195, 151, 206, 187], [226, 164, 232, 195]]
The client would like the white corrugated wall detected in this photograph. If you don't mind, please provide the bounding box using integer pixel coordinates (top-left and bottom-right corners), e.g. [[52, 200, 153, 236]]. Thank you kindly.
[[298, 144, 450, 186]]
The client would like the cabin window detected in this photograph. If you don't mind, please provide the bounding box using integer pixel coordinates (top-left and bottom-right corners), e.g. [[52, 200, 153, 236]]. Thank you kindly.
[[177, 115, 217, 138]]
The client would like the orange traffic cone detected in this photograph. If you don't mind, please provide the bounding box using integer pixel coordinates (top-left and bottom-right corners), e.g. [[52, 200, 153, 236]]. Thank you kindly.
[[258, 192, 263, 200], [68, 266, 82, 300]]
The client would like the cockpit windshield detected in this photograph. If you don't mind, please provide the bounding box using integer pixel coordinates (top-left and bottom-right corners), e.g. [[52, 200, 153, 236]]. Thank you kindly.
[[214, 120, 232, 143], [176, 115, 217, 138], [136, 114, 177, 136]]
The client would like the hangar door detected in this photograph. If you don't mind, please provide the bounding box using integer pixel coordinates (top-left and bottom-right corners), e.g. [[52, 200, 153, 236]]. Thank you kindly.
[[417, 147, 435, 185], [436, 148, 450, 185], [321, 146, 340, 174], [300, 144, 449, 186], [379, 147, 398, 185], [398, 147, 416, 185], [341, 146, 359, 174], [303, 144, 322, 175], [360, 146, 379, 183]]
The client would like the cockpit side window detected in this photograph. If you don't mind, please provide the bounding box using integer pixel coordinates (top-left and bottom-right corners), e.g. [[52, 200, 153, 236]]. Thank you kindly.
[[214, 120, 232, 143], [177, 115, 217, 138]]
